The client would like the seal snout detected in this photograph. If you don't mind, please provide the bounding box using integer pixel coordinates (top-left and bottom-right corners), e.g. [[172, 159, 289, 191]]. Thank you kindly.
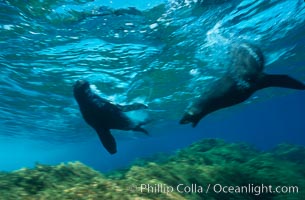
[[74, 79, 90, 90], [75, 79, 88, 86], [179, 112, 194, 125]]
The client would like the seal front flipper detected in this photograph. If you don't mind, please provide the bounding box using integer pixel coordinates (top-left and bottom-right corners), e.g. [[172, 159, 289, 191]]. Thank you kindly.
[[95, 128, 117, 154], [117, 103, 148, 112], [132, 121, 149, 135], [259, 74, 305, 90]]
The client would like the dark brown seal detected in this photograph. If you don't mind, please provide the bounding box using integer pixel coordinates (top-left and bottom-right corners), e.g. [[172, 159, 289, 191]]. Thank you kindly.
[[73, 80, 148, 154], [180, 43, 305, 127]]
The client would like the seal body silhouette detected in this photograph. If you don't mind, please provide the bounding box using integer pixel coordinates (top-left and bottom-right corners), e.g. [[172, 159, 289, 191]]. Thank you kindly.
[[180, 43, 305, 127], [73, 80, 148, 154]]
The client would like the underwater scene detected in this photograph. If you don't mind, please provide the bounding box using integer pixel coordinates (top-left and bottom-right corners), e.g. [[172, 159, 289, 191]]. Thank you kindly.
[[1, 0, 305, 199]]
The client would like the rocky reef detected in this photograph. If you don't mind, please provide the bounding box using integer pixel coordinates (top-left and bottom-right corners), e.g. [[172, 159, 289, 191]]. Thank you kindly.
[[0, 139, 304, 200]]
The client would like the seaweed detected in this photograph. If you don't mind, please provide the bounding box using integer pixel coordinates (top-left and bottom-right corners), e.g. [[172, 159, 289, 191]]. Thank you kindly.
[[0, 139, 304, 199]]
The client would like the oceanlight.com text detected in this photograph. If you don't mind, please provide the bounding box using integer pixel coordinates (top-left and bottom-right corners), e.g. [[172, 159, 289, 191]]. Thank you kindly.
[[212, 184, 299, 196], [129, 183, 299, 196]]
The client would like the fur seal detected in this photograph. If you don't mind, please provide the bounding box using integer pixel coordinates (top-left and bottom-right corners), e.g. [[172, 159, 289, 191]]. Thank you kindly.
[[73, 80, 148, 154], [180, 42, 305, 127]]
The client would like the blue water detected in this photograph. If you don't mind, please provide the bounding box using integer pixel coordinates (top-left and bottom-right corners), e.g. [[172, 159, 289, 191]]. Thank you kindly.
[[1, 0, 305, 172]]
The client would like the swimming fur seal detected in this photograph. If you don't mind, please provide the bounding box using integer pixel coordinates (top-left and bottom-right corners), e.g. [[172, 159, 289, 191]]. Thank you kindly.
[[73, 80, 148, 154], [180, 42, 305, 127]]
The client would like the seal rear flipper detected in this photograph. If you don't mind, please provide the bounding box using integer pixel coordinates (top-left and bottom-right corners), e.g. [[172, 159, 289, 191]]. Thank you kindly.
[[117, 103, 148, 112], [96, 128, 117, 154], [259, 74, 305, 90], [133, 126, 149, 135]]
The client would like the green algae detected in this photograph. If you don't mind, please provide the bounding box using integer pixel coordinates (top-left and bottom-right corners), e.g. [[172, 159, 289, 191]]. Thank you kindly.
[[0, 139, 304, 200]]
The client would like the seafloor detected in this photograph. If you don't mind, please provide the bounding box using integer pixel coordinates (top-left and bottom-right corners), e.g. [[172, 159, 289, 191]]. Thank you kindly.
[[0, 139, 304, 200]]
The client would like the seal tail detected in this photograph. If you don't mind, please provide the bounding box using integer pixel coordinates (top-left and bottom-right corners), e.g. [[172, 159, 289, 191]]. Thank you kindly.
[[95, 128, 117, 154], [259, 74, 305, 90]]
